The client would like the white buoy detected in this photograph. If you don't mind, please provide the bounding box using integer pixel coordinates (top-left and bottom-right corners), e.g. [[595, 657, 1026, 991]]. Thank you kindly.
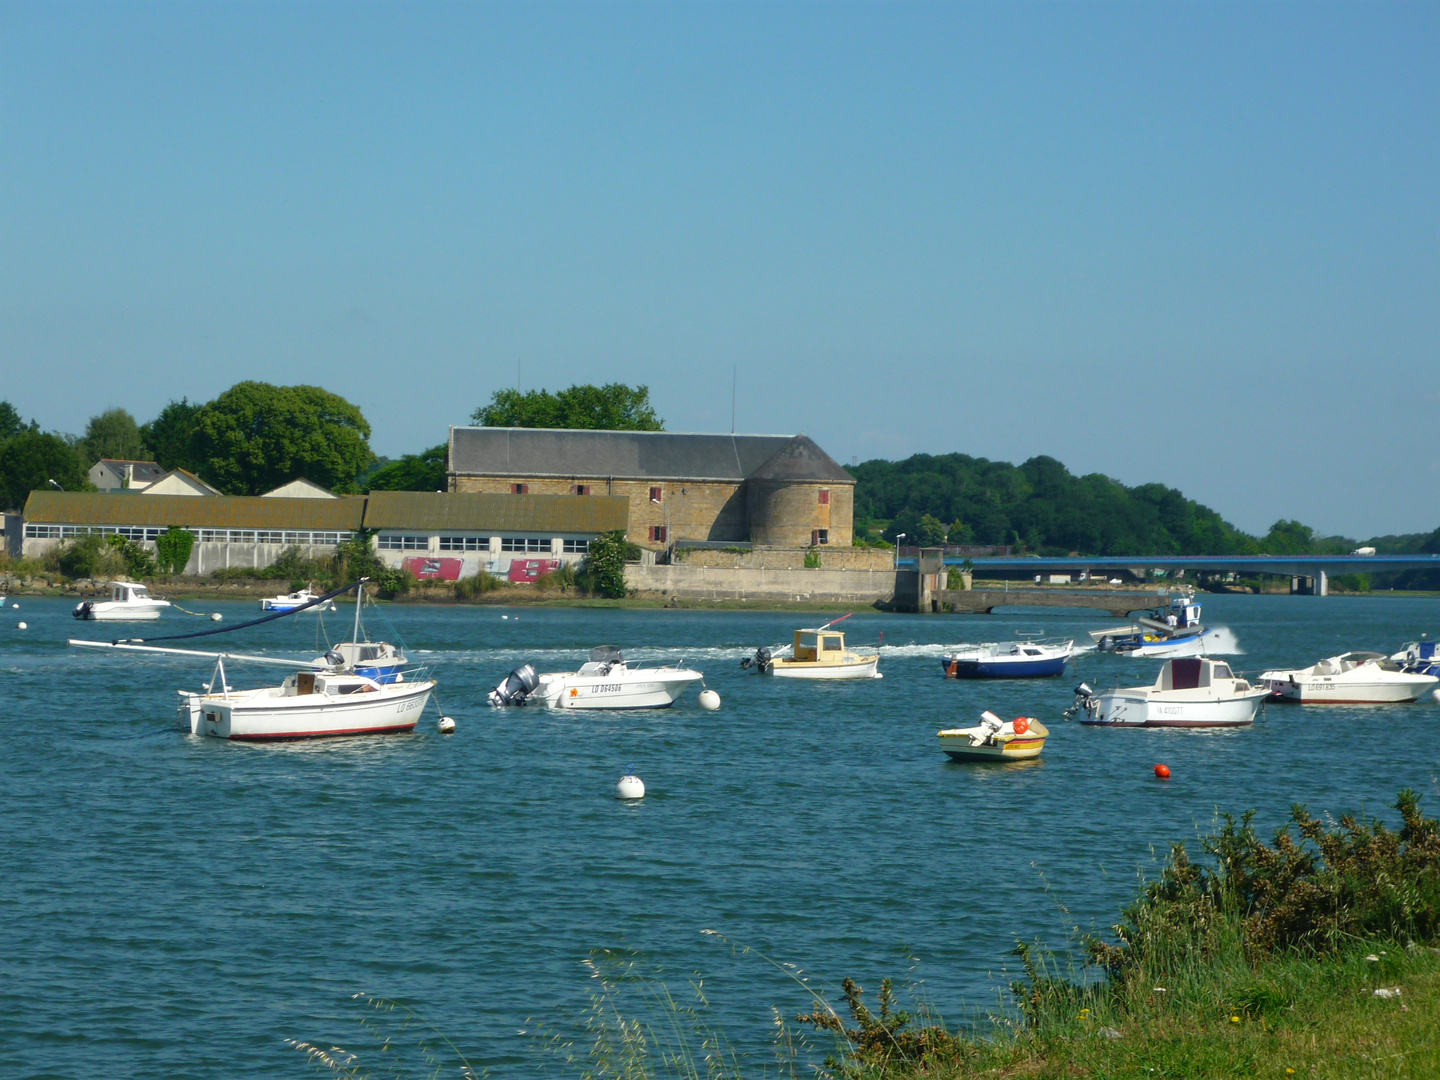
[[616, 773, 645, 799], [697, 689, 721, 711], [501, 614, 509, 620], [437, 716, 456, 734], [16, 621, 26, 629], [10, 603, 17, 609], [210, 613, 223, 621]]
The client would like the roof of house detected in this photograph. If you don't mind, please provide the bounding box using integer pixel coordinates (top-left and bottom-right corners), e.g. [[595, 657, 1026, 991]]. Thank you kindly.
[[95, 459, 166, 484], [749, 435, 856, 484], [448, 427, 854, 484], [363, 490, 628, 533], [23, 491, 366, 530], [140, 468, 223, 496], [261, 478, 337, 499]]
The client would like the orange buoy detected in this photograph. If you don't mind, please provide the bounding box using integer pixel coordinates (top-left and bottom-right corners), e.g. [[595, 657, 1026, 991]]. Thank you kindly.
[[1012, 717, 1030, 735], [1154, 764, 1171, 779]]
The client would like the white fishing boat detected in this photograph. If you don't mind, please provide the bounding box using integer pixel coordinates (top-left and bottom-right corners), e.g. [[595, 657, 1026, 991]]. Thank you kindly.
[[73, 582, 171, 621], [1259, 652, 1439, 704], [741, 615, 881, 679], [1091, 594, 1224, 657], [938, 711, 1049, 761], [310, 586, 409, 684], [259, 587, 335, 613], [1065, 657, 1268, 728], [488, 646, 703, 709]]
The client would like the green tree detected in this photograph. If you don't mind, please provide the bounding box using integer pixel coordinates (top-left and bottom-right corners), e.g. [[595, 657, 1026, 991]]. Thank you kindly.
[[472, 383, 664, 431], [0, 400, 33, 441], [364, 445, 448, 492], [1261, 519, 1315, 555], [188, 383, 375, 495], [0, 430, 90, 510], [139, 398, 202, 471], [577, 530, 629, 597], [916, 513, 948, 546], [80, 408, 146, 464]]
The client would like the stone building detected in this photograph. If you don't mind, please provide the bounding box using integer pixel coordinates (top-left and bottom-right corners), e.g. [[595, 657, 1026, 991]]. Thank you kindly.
[[446, 427, 854, 550]]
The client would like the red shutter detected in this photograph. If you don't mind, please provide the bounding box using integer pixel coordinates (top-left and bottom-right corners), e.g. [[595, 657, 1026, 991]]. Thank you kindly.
[[818, 489, 830, 505], [811, 529, 820, 546]]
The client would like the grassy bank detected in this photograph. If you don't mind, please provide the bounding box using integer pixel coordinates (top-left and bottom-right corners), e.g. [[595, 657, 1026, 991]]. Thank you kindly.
[[293, 791, 1440, 1080]]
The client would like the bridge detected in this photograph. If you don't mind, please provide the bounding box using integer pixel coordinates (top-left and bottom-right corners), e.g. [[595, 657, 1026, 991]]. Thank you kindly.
[[894, 551, 1440, 600]]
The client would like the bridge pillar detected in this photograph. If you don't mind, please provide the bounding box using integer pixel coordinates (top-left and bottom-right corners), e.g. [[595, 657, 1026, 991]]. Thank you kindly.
[[1317, 570, 1328, 597], [1290, 576, 1300, 594]]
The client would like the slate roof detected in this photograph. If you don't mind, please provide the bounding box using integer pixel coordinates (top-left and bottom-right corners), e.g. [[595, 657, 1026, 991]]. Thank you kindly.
[[448, 428, 854, 484], [98, 459, 166, 485], [364, 491, 628, 534], [23, 491, 366, 530]]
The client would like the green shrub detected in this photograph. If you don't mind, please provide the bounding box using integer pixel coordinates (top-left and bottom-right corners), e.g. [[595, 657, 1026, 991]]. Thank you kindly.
[[106, 533, 155, 577], [804, 547, 822, 569], [454, 572, 501, 600], [534, 563, 577, 591], [577, 531, 628, 598], [155, 527, 195, 575], [54, 534, 125, 579]]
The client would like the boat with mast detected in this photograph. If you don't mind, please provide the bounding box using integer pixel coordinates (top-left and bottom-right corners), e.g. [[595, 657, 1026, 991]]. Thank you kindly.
[[70, 580, 436, 740]]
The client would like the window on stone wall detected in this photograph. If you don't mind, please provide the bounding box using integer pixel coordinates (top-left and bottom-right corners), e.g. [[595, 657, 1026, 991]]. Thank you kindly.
[[649, 525, 667, 543], [818, 489, 830, 505], [439, 536, 487, 551], [501, 537, 549, 552], [573, 484, 590, 495], [813, 529, 829, 546], [563, 538, 591, 553], [511, 483, 529, 495], [649, 486, 662, 503]]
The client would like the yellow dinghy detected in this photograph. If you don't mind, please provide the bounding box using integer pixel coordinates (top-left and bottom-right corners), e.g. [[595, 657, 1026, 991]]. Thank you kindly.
[[938, 711, 1048, 761]]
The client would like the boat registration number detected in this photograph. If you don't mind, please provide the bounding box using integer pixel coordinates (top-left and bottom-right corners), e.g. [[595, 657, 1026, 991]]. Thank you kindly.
[[1154, 705, 1185, 715], [591, 683, 623, 694], [399, 697, 424, 711]]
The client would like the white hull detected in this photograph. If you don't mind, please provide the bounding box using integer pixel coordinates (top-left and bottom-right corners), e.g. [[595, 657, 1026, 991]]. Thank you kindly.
[[260, 599, 335, 613], [78, 604, 166, 621], [1263, 677, 1437, 704], [534, 670, 702, 709], [182, 681, 433, 739], [766, 658, 880, 680], [1085, 687, 1267, 727], [1124, 628, 1223, 658]]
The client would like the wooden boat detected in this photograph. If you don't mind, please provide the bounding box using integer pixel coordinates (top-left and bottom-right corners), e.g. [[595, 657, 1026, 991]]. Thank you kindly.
[[1259, 652, 1439, 704], [938, 711, 1048, 761], [1067, 658, 1267, 727], [741, 615, 880, 680]]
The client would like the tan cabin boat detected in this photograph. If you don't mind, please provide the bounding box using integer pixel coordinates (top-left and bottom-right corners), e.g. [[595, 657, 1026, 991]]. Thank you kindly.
[[742, 615, 881, 680]]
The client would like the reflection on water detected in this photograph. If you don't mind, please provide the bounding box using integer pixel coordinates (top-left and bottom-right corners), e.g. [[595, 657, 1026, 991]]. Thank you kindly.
[[2, 592, 1439, 1077]]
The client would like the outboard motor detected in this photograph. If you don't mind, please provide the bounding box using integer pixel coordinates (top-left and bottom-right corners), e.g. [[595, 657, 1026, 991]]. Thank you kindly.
[[740, 646, 772, 672], [72, 601, 93, 620], [1063, 682, 1099, 722], [487, 664, 539, 707], [1097, 635, 1115, 653]]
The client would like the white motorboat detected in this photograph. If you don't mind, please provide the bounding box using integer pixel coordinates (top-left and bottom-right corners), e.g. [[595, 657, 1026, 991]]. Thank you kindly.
[[741, 615, 881, 679], [1391, 637, 1440, 678], [310, 585, 409, 684], [940, 638, 1072, 678], [488, 646, 703, 709], [259, 587, 336, 613], [73, 582, 171, 621], [1259, 652, 1439, 704], [1065, 658, 1268, 728]]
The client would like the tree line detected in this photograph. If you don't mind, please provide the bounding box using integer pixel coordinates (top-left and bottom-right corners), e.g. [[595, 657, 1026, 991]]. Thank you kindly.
[[849, 451, 1440, 565], [0, 382, 664, 510]]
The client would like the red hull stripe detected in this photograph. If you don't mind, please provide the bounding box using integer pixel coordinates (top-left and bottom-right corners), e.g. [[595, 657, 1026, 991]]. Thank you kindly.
[[228, 722, 418, 741]]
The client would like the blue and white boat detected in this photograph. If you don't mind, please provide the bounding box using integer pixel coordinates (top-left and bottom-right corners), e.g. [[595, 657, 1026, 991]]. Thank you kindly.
[[940, 639, 1073, 679], [259, 586, 336, 613], [311, 582, 408, 683], [1090, 594, 1219, 658], [1392, 637, 1440, 677]]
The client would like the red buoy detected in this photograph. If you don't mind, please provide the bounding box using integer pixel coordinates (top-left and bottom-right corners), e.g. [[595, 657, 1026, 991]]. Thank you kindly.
[[1154, 764, 1171, 779]]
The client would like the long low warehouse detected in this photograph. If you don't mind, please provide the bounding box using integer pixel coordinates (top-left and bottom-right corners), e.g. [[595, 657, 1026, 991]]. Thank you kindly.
[[14, 489, 629, 579]]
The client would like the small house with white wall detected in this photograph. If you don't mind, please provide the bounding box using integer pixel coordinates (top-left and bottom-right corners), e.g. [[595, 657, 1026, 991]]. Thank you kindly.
[[89, 459, 166, 491]]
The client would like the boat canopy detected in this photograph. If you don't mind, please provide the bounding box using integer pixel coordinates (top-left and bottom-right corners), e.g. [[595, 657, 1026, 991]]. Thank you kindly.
[[589, 645, 624, 665], [1156, 658, 1236, 691]]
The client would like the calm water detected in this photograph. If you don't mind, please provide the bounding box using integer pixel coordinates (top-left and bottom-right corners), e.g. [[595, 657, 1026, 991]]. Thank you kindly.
[[3, 593, 1440, 1077]]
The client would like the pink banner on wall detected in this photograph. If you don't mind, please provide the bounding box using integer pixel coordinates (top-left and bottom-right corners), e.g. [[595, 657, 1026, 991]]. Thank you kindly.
[[403, 557, 464, 581]]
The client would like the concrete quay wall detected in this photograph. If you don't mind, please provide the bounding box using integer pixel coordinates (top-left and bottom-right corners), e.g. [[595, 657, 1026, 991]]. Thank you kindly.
[[626, 563, 896, 604], [675, 546, 893, 571]]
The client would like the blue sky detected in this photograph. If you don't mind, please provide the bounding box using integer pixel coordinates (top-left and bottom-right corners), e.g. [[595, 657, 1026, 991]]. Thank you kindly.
[[2, 2, 1435, 538]]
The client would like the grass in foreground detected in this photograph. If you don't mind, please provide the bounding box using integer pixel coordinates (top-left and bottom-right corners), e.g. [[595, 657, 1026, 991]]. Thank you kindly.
[[292, 791, 1440, 1079]]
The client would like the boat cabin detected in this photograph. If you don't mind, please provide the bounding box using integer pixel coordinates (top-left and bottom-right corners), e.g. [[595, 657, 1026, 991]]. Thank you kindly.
[[1313, 651, 1392, 675], [1154, 657, 1242, 691], [108, 582, 152, 603], [282, 672, 382, 697], [792, 629, 847, 663]]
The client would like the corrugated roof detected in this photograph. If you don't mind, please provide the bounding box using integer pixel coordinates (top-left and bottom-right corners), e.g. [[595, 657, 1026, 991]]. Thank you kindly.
[[364, 491, 628, 533], [23, 491, 366, 530], [449, 427, 849, 482]]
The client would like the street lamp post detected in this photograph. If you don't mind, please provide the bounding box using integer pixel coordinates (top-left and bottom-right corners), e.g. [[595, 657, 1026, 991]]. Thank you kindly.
[[894, 533, 906, 570]]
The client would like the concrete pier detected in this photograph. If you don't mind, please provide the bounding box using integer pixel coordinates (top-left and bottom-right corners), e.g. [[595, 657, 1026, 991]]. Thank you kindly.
[[931, 586, 1171, 617]]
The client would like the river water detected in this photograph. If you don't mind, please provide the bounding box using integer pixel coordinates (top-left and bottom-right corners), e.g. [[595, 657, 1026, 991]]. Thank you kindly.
[[3, 593, 1439, 1077]]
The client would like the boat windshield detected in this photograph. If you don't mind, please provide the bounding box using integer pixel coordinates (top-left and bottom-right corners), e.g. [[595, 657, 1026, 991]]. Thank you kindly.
[[821, 635, 843, 652]]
